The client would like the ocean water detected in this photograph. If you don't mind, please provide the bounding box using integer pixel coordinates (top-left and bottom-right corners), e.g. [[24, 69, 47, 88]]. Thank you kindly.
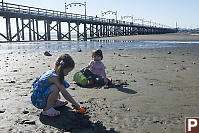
[[0, 40, 199, 55]]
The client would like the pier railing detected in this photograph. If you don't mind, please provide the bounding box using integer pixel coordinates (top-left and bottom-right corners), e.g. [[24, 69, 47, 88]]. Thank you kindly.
[[0, 2, 170, 29]]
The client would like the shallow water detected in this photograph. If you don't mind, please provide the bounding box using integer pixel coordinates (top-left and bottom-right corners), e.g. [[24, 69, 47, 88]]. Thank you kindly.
[[0, 40, 199, 55]]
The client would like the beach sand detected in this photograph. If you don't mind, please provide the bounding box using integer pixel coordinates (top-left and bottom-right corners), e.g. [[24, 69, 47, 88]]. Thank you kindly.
[[92, 32, 199, 41], [0, 33, 199, 133]]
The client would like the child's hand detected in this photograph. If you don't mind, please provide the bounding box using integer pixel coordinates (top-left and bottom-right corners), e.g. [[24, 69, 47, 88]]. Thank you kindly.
[[81, 67, 87, 71], [72, 104, 81, 110], [72, 104, 86, 114]]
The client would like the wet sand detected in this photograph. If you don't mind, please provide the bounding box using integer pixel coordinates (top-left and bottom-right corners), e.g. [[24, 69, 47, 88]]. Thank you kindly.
[[92, 32, 199, 41], [0, 33, 199, 133]]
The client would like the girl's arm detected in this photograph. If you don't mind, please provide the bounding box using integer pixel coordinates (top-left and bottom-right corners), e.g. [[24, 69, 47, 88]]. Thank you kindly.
[[101, 67, 108, 84], [82, 60, 93, 70], [102, 64, 108, 84], [82, 65, 90, 71], [101, 63, 106, 78], [51, 77, 81, 110], [102, 69, 106, 79]]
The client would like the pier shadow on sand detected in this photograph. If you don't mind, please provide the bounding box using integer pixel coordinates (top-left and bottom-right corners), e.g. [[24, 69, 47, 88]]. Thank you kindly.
[[40, 106, 119, 133]]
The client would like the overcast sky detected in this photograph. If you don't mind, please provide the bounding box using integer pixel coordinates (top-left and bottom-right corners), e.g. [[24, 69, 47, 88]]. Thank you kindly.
[[1, 0, 199, 29]]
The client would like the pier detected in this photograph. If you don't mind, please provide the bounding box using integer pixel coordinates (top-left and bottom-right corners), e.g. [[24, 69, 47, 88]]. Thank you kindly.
[[0, 2, 177, 42]]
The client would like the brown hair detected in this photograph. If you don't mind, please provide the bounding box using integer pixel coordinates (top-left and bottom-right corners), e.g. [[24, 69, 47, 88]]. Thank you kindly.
[[91, 49, 103, 60], [55, 54, 75, 84]]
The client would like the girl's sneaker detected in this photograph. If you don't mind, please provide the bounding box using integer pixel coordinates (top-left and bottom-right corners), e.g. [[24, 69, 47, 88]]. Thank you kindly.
[[107, 77, 112, 84]]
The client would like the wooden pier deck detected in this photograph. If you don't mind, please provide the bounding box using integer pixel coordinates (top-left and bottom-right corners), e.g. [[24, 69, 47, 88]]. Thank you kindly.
[[0, 2, 177, 42]]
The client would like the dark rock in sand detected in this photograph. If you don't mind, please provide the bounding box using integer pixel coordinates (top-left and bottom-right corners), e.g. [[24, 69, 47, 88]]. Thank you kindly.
[[176, 66, 186, 72], [149, 83, 154, 86], [24, 121, 35, 125], [120, 104, 126, 108], [0, 109, 5, 113], [12, 70, 18, 72], [44, 51, 52, 56], [20, 120, 36, 125], [132, 80, 137, 82], [113, 80, 129, 87], [70, 88, 76, 90], [9, 81, 16, 84], [23, 110, 29, 114], [120, 81, 129, 86]]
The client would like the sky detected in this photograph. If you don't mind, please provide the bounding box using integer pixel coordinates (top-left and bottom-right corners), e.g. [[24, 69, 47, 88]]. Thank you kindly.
[[1, 0, 199, 29]]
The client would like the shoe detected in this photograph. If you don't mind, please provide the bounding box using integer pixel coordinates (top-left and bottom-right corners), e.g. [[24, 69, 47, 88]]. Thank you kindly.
[[53, 100, 68, 108], [107, 77, 112, 84], [42, 107, 60, 116]]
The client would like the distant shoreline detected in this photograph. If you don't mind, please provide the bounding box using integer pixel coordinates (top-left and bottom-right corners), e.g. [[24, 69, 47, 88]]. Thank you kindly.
[[1, 32, 199, 42], [92, 32, 199, 41]]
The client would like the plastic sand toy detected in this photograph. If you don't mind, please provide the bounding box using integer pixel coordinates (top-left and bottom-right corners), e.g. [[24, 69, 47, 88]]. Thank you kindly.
[[73, 71, 88, 86], [72, 104, 86, 114]]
